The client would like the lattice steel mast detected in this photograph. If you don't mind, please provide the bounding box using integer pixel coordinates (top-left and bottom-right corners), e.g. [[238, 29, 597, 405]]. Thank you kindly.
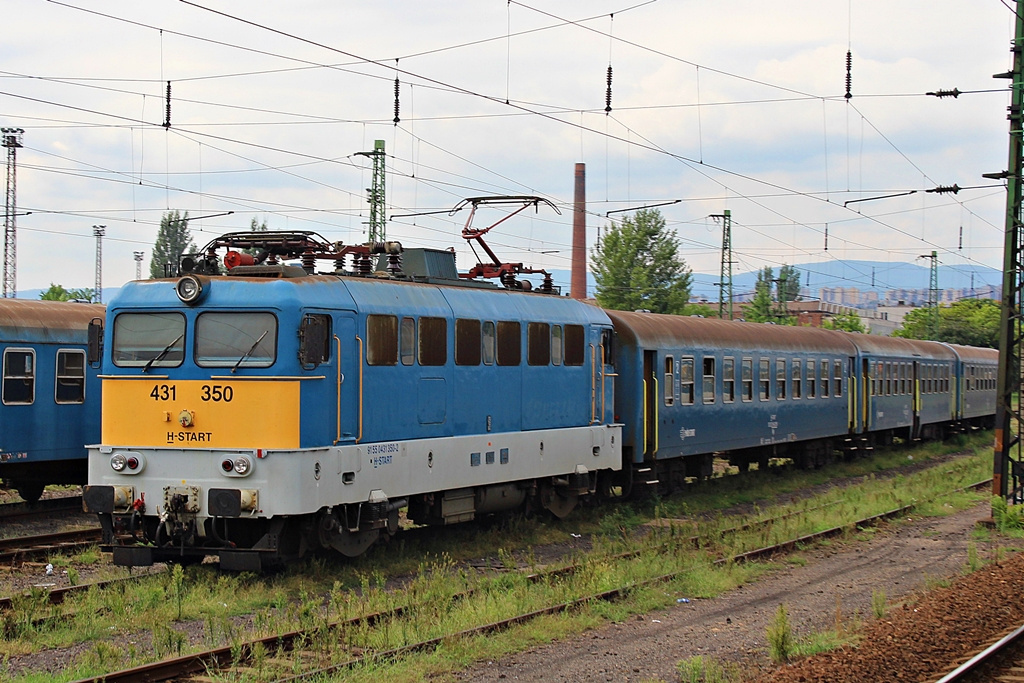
[[993, 0, 1024, 506], [93, 225, 105, 304], [2, 128, 23, 299], [711, 210, 733, 320], [919, 250, 939, 339], [356, 140, 386, 243]]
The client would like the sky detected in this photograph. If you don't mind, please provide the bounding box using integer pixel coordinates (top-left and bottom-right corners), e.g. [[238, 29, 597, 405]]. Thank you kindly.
[[0, 0, 1016, 298]]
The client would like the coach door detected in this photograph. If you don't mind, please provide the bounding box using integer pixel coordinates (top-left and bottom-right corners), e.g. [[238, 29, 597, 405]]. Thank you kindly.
[[643, 350, 658, 459]]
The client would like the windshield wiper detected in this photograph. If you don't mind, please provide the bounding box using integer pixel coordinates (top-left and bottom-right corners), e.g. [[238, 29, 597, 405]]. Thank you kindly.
[[231, 330, 269, 374], [143, 333, 184, 374]]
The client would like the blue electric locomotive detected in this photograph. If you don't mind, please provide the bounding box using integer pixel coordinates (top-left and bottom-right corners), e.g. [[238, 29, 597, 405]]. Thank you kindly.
[[0, 299, 104, 501]]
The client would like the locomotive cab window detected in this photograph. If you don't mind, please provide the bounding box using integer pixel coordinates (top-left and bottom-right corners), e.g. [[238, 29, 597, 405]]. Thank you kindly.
[[299, 314, 331, 367], [2, 349, 34, 405], [55, 349, 86, 404], [680, 357, 694, 405], [565, 325, 585, 366], [455, 319, 481, 366], [195, 312, 277, 368], [112, 312, 185, 368], [419, 317, 447, 366], [703, 357, 716, 404]]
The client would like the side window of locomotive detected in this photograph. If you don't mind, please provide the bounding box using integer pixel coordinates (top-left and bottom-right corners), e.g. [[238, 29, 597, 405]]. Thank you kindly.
[[112, 312, 185, 368], [680, 357, 694, 405], [551, 325, 563, 366], [565, 325, 585, 366], [600, 328, 614, 366], [664, 356, 674, 406], [367, 314, 398, 366], [2, 349, 34, 405], [455, 319, 481, 366], [527, 322, 550, 366], [759, 359, 770, 401], [792, 359, 802, 399], [55, 350, 86, 404], [298, 314, 331, 367], [723, 357, 735, 403], [196, 312, 277, 368], [776, 359, 786, 400], [481, 321, 495, 366], [702, 356, 716, 404], [834, 360, 843, 397], [400, 317, 415, 366], [497, 321, 521, 366], [418, 317, 447, 366], [741, 358, 753, 402]]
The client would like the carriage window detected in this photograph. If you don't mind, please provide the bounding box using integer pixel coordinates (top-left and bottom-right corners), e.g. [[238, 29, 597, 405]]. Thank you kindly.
[[792, 359, 802, 399], [367, 314, 398, 366], [2, 349, 34, 405], [807, 360, 816, 398], [481, 321, 495, 366], [759, 359, 770, 401], [776, 359, 786, 400], [400, 317, 415, 365], [664, 356, 674, 406], [885, 363, 892, 396], [741, 358, 753, 402], [820, 359, 830, 397], [833, 360, 843, 396], [565, 325, 585, 366], [196, 312, 277, 368], [419, 317, 447, 366], [703, 356, 716, 404], [496, 321, 521, 366], [527, 322, 550, 366], [680, 357, 694, 405], [56, 350, 86, 404], [723, 357, 735, 403], [551, 325, 563, 366], [455, 319, 481, 366], [112, 312, 185, 368]]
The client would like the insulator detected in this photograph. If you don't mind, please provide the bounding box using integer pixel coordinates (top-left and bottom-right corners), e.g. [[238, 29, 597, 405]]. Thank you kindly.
[[301, 251, 316, 273], [387, 252, 402, 274], [164, 81, 172, 128], [334, 256, 346, 273], [844, 51, 852, 100], [926, 88, 961, 98], [393, 77, 400, 124], [926, 184, 961, 194], [605, 65, 613, 113], [356, 253, 372, 275]]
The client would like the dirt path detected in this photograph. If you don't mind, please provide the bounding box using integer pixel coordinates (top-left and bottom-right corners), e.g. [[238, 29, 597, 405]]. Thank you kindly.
[[453, 501, 997, 682]]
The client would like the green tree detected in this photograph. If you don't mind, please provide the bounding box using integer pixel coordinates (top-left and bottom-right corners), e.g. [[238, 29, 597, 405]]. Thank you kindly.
[[895, 298, 1000, 347], [243, 216, 269, 257], [745, 267, 796, 324], [591, 209, 693, 314], [150, 210, 195, 279], [777, 264, 801, 304], [39, 283, 95, 302], [822, 310, 866, 333]]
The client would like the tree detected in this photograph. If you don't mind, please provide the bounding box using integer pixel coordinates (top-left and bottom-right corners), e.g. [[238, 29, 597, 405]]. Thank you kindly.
[[777, 264, 801, 304], [745, 266, 796, 324], [591, 209, 693, 314], [894, 298, 1000, 347], [243, 216, 269, 257], [822, 310, 866, 333], [39, 283, 95, 302], [150, 210, 195, 279]]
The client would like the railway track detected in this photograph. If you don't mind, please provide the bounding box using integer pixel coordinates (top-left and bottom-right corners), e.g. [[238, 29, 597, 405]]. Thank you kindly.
[[0, 495, 83, 520], [0, 528, 102, 565], [66, 478, 992, 683], [931, 622, 1024, 682]]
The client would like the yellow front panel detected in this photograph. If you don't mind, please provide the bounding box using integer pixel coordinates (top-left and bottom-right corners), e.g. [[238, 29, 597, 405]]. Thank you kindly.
[[102, 379, 300, 449]]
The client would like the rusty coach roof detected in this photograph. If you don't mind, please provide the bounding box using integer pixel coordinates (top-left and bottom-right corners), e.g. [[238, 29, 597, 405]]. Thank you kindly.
[[941, 342, 999, 364], [0, 300, 104, 343], [836, 332, 956, 360], [604, 309, 858, 354]]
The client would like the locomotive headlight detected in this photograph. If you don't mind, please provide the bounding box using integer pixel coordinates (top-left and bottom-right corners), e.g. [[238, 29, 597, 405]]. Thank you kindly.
[[110, 453, 127, 472], [175, 274, 206, 304], [233, 456, 252, 475]]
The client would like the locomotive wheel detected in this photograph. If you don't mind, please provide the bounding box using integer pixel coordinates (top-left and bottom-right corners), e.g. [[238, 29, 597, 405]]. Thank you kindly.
[[539, 484, 578, 519], [331, 528, 381, 557], [15, 481, 44, 503]]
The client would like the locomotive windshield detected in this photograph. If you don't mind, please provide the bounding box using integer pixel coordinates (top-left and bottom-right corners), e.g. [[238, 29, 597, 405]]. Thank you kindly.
[[112, 313, 185, 368], [195, 312, 277, 368]]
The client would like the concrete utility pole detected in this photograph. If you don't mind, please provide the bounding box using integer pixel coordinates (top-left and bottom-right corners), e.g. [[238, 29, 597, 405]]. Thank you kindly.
[[571, 163, 587, 300], [2, 128, 23, 299], [993, 0, 1024, 507], [133, 251, 144, 280], [93, 225, 105, 304]]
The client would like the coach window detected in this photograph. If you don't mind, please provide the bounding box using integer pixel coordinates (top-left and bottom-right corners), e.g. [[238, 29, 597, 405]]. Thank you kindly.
[[527, 322, 550, 366], [680, 357, 694, 404], [833, 360, 843, 397], [55, 350, 86, 404], [806, 360, 816, 398], [776, 359, 786, 400], [2, 349, 34, 405], [419, 317, 447, 366], [759, 359, 770, 401], [741, 358, 753, 402], [112, 312, 185, 368], [703, 357, 716, 404], [723, 357, 735, 403], [565, 325, 585, 366], [196, 312, 277, 368], [455, 319, 481, 366], [366, 315, 398, 366], [885, 363, 892, 396], [664, 356, 674, 406], [792, 359, 802, 399], [820, 359, 830, 397], [496, 321, 521, 366], [481, 321, 495, 366], [551, 325, 563, 366]]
